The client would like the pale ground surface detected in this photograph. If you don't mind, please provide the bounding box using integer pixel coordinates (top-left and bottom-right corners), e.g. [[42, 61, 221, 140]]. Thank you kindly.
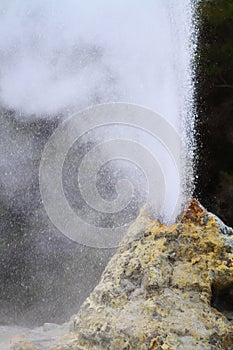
[[0, 319, 71, 350]]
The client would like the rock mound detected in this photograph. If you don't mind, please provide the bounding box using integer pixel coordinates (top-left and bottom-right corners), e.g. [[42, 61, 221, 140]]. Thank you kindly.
[[13, 200, 233, 349]]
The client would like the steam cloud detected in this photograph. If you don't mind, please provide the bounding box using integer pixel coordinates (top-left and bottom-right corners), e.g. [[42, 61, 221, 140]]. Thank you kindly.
[[0, 0, 193, 128]]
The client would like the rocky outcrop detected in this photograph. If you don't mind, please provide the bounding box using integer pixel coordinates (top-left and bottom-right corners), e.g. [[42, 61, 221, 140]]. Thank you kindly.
[[12, 200, 233, 349]]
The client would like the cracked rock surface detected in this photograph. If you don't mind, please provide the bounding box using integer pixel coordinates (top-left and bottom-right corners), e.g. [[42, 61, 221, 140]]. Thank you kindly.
[[13, 200, 233, 350]]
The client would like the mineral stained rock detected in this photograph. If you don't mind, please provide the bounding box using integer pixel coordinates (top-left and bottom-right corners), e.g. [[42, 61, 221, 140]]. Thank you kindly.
[[15, 200, 233, 350]]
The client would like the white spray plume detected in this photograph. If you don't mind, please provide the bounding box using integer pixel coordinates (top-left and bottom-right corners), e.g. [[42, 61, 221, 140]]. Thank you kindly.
[[0, 0, 196, 223], [0, 0, 194, 129]]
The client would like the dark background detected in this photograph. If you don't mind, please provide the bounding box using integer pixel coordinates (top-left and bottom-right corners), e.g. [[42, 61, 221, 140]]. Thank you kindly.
[[195, 0, 233, 226]]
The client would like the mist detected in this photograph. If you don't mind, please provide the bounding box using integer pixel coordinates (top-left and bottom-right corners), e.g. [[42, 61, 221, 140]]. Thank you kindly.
[[0, 0, 193, 128]]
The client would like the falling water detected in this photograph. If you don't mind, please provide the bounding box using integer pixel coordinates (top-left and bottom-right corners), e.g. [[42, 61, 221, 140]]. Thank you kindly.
[[0, 0, 196, 217], [0, 0, 197, 348]]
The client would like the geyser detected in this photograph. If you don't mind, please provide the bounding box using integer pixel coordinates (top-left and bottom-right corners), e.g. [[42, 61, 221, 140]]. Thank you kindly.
[[0, 0, 196, 219], [0, 0, 197, 343]]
